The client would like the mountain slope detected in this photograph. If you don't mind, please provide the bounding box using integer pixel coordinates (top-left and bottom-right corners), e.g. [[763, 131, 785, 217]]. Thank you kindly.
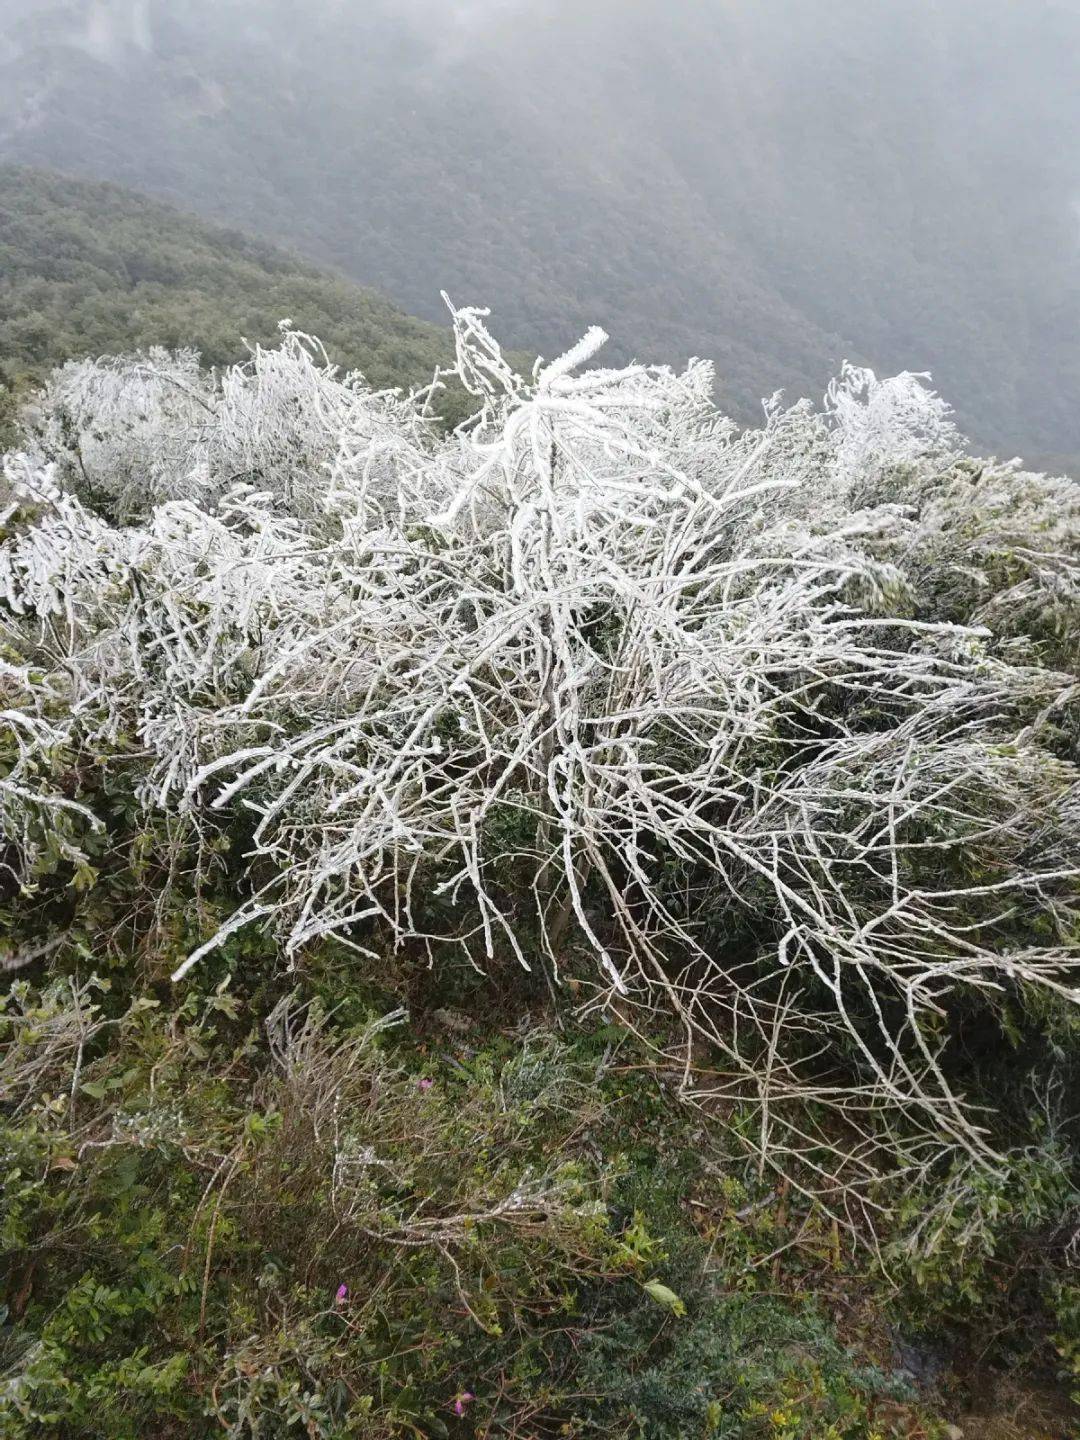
[[0, 164, 457, 397], [0, 0, 851, 428], [1, 1, 1079, 460]]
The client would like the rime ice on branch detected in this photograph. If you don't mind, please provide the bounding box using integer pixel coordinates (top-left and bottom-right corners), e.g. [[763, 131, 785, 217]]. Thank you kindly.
[[2, 310, 1079, 1196]]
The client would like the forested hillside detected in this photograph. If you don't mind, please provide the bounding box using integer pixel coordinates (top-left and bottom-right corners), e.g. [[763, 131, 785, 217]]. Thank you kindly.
[[1, 0, 1079, 463], [0, 165, 462, 439]]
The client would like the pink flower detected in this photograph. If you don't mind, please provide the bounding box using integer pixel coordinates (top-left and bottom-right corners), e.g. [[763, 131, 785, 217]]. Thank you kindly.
[[334, 1283, 348, 1305], [452, 1391, 475, 1417], [418, 1077, 434, 1091]]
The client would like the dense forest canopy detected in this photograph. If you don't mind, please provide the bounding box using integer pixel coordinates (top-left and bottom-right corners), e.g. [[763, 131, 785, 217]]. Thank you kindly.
[[0, 164, 458, 396], [1, 0, 1079, 465]]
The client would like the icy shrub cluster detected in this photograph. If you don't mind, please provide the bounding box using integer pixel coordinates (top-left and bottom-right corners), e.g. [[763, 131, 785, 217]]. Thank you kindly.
[[2, 309, 1078, 1186]]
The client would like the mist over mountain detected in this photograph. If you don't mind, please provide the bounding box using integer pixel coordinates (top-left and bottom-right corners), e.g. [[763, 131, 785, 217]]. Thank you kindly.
[[2, 0, 1080, 460]]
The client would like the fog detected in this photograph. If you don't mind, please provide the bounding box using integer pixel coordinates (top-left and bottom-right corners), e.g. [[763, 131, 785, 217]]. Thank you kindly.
[[2, 0, 1080, 459]]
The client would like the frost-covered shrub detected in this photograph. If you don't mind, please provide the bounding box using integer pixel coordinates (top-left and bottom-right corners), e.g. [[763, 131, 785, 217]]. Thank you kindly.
[[19, 328, 432, 525], [22, 347, 214, 521], [889, 459, 1080, 668], [2, 305, 1078, 1190]]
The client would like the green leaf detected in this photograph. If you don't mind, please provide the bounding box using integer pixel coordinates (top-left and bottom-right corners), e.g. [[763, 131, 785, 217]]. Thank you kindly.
[[642, 1278, 686, 1316]]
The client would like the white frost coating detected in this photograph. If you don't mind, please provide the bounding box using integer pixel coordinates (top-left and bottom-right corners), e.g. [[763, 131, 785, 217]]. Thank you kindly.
[[170, 904, 276, 982], [537, 327, 610, 389], [3, 306, 1079, 1194]]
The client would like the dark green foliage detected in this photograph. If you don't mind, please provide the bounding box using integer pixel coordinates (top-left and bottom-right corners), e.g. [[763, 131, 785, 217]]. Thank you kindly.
[[577, 1289, 910, 1440], [0, 947, 954, 1440], [0, 165, 479, 426]]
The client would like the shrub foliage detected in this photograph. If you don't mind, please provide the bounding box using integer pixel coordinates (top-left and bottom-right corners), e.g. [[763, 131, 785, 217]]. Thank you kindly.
[[1, 310, 1078, 1434]]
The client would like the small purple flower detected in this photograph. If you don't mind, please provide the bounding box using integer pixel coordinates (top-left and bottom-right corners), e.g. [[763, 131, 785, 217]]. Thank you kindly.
[[334, 1283, 348, 1306], [453, 1391, 475, 1418], [418, 1077, 434, 1091]]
